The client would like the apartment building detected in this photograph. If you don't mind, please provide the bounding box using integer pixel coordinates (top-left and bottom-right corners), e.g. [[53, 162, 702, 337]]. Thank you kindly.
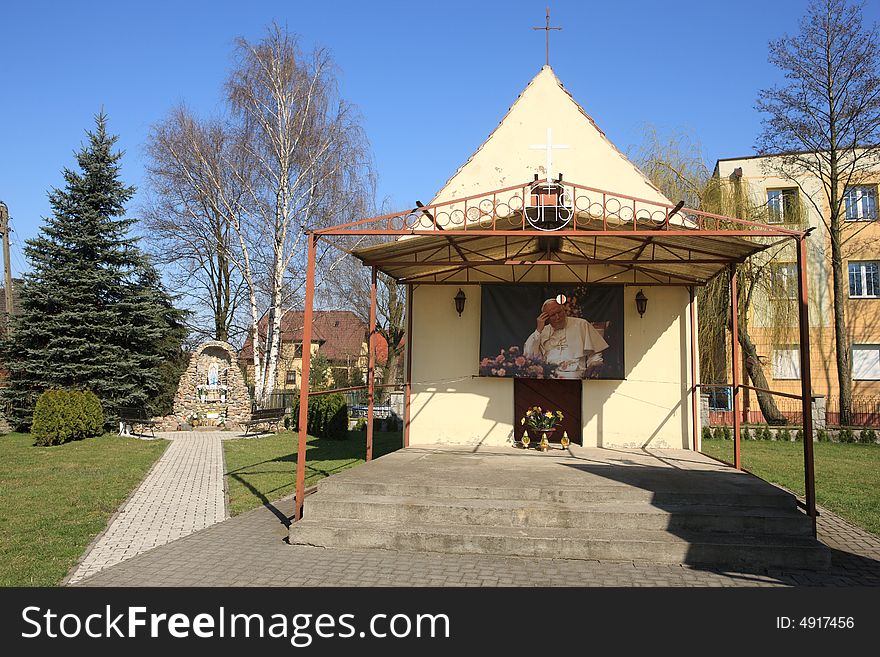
[[713, 154, 880, 424]]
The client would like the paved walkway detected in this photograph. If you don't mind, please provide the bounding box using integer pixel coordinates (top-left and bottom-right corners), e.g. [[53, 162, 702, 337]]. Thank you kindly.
[[73, 491, 880, 587], [66, 431, 226, 584]]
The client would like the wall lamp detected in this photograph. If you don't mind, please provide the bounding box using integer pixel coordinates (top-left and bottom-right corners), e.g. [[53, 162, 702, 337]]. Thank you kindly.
[[454, 289, 466, 316], [635, 289, 648, 318]]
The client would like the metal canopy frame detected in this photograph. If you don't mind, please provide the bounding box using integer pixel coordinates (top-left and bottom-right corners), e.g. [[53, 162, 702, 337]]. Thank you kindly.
[[292, 179, 818, 536]]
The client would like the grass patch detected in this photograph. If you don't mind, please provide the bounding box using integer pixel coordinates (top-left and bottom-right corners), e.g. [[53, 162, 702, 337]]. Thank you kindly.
[[0, 432, 168, 586], [223, 430, 403, 515], [701, 438, 880, 536]]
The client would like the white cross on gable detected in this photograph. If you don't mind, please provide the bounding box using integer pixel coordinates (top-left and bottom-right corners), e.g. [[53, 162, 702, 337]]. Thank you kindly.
[[529, 128, 569, 181]]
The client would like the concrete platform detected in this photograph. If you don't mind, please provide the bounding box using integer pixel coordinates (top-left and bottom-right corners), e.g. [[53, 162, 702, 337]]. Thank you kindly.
[[289, 445, 830, 571]]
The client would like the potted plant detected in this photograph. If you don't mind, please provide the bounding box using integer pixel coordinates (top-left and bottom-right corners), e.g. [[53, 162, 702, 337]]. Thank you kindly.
[[520, 406, 563, 449]]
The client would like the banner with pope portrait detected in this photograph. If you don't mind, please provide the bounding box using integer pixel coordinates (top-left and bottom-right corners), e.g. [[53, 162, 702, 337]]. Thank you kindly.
[[479, 285, 624, 380]]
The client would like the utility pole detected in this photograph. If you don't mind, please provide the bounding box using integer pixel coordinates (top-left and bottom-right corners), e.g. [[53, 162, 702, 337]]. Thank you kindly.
[[0, 201, 14, 332]]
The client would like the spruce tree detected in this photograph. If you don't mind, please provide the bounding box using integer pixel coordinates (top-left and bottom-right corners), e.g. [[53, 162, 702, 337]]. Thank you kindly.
[[1, 113, 186, 429]]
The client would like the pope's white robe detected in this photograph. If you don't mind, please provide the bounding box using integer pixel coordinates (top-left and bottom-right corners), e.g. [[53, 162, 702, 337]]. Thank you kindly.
[[524, 317, 609, 377]]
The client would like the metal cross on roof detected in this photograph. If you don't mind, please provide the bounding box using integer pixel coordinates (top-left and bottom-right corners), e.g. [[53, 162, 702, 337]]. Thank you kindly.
[[533, 6, 561, 67]]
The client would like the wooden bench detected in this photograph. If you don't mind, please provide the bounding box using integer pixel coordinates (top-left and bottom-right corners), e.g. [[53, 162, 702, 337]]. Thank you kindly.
[[242, 407, 286, 436], [118, 406, 158, 438]]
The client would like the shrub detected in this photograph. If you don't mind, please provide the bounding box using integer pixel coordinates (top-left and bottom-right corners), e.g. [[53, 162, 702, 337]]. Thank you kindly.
[[860, 428, 877, 444], [721, 425, 732, 440], [702, 426, 712, 441], [795, 429, 804, 442], [741, 427, 751, 441], [816, 429, 829, 442], [290, 393, 348, 440], [838, 428, 855, 444], [81, 391, 104, 436], [778, 428, 792, 442], [354, 418, 367, 432], [712, 426, 724, 441], [32, 390, 104, 446]]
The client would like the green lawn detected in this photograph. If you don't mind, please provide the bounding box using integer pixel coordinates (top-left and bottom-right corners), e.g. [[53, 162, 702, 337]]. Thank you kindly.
[[223, 430, 403, 515], [701, 438, 880, 536], [0, 432, 168, 586]]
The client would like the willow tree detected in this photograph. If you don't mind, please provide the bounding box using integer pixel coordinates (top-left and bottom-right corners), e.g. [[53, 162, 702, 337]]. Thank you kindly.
[[756, 0, 880, 425], [633, 127, 791, 424]]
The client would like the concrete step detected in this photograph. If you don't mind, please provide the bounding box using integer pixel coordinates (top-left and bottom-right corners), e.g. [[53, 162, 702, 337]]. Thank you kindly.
[[305, 494, 812, 535], [315, 478, 798, 509], [289, 520, 831, 571]]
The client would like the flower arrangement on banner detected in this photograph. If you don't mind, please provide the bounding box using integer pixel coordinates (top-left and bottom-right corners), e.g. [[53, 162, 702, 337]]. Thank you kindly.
[[521, 406, 564, 431], [479, 346, 558, 378]]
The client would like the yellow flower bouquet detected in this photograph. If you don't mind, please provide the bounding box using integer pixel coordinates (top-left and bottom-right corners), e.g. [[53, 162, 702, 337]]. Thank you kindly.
[[521, 406, 563, 431]]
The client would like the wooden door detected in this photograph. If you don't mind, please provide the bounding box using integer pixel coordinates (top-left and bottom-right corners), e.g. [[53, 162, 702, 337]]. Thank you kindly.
[[514, 378, 582, 445]]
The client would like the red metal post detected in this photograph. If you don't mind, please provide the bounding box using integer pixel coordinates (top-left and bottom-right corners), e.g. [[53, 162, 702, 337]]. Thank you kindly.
[[729, 264, 742, 470], [366, 266, 378, 462], [404, 283, 413, 448], [294, 233, 317, 521], [796, 236, 818, 535], [690, 286, 699, 451]]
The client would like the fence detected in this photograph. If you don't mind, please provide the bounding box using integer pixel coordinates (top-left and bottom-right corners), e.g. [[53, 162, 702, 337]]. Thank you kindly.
[[708, 393, 803, 427], [252, 391, 298, 413], [250, 386, 404, 421], [708, 393, 880, 428], [825, 397, 880, 428]]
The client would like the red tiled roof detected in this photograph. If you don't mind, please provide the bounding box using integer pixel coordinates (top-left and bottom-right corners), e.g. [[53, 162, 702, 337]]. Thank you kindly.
[[239, 309, 388, 365]]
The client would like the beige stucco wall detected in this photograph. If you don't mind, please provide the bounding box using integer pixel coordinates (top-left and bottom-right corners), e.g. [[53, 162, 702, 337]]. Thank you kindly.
[[408, 284, 696, 449]]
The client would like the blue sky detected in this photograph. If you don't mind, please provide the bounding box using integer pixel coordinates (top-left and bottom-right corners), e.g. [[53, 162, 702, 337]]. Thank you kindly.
[[2, 0, 879, 277]]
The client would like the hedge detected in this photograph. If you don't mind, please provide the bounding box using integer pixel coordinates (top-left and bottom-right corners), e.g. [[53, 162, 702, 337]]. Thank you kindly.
[[31, 390, 105, 446], [290, 393, 348, 440]]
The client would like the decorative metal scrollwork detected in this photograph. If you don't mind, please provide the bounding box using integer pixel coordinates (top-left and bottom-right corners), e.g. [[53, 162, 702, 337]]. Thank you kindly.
[[525, 180, 573, 231]]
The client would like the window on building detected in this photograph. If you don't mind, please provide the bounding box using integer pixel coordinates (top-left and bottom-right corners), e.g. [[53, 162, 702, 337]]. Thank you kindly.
[[770, 263, 798, 299], [853, 345, 880, 380], [767, 188, 799, 224], [848, 261, 880, 298], [293, 342, 304, 358], [772, 346, 801, 380], [285, 371, 297, 385], [844, 185, 877, 221], [707, 387, 731, 411]]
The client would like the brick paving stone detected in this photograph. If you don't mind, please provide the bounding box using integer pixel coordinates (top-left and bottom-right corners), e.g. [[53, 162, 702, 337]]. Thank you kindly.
[[67, 431, 227, 584]]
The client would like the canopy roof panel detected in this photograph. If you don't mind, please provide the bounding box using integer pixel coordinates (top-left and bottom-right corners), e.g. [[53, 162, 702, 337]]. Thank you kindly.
[[321, 180, 801, 286]]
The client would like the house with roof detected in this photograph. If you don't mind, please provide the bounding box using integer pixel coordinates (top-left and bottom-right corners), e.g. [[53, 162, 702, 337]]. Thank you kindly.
[[238, 309, 387, 391]]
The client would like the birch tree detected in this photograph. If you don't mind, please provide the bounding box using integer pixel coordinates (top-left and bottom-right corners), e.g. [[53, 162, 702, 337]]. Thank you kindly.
[[756, 0, 880, 425], [145, 25, 373, 404]]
